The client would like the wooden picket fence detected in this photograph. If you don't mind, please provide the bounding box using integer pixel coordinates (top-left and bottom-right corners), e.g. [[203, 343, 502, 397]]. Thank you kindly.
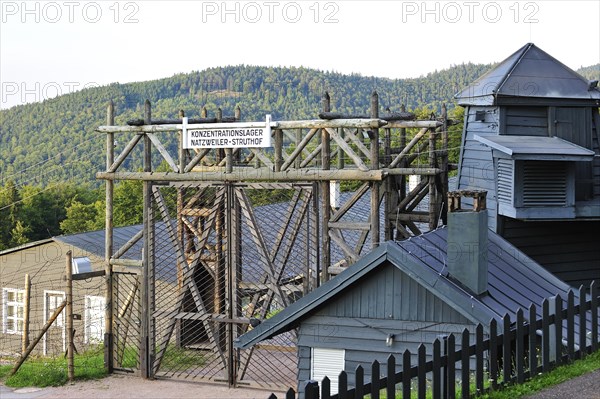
[[270, 282, 599, 399]]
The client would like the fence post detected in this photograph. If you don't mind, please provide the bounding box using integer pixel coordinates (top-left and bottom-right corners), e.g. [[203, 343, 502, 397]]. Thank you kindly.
[[502, 314, 511, 385], [461, 329, 470, 399], [321, 376, 331, 399], [388, 354, 396, 399], [489, 319, 498, 390], [371, 360, 380, 399], [567, 291, 575, 360], [591, 281, 598, 353], [441, 335, 448, 399], [475, 324, 484, 394], [579, 285, 587, 357], [446, 334, 456, 399], [285, 388, 296, 399], [433, 339, 441, 399], [66, 250, 75, 383], [516, 309, 525, 384], [22, 274, 31, 355], [305, 380, 319, 399], [354, 366, 363, 399], [542, 299, 551, 371], [402, 350, 411, 399], [418, 345, 427, 399], [529, 304, 538, 377]]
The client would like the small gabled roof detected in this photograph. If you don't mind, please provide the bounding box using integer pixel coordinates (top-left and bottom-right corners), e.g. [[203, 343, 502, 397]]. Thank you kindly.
[[475, 135, 596, 161], [455, 43, 600, 106], [236, 227, 573, 349]]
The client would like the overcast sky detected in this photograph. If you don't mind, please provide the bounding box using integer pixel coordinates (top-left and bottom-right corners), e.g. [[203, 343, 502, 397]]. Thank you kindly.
[[1, 0, 599, 109]]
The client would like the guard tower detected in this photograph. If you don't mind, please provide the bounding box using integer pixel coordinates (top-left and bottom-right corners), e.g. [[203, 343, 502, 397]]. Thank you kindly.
[[455, 43, 600, 287]]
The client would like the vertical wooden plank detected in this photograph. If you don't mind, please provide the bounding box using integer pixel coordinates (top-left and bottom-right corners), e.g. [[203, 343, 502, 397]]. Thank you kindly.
[[516, 309, 525, 384], [286, 387, 296, 399], [321, 376, 331, 399], [591, 281, 598, 353], [354, 365, 364, 399], [371, 360, 380, 399], [370, 91, 380, 248], [387, 354, 396, 399], [447, 334, 455, 399], [432, 339, 441, 399], [529, 304, 538, 377], [461, 329, 470, 399], [22, 274, 31, 355], [542, 299, 551, 372], [402, 350, 411, 399], [555, 295, 563, 366], [305, 381, 316, 399], [578, 285, 586, 358], [567, 291, 575, 360], [489, 319, 498, 390], [418, 344, 426, 399], [105, 100, 115, 373], [475, 324, 484, 395], [65, 250, 74, 383], [502, 314, 512, 385], [338, 371, 347, 399]]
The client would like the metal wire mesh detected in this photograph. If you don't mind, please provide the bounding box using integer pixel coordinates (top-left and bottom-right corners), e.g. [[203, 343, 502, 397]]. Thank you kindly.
[[0, 243, 106, 379], [148, 183, 313, 388]]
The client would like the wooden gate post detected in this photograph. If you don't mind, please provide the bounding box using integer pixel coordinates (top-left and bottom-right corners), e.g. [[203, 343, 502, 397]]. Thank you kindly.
[[105, 100, 115, 373], [370, 91, 380, 248], [66, 250, 75, 383], [320, 92, 331, 283]]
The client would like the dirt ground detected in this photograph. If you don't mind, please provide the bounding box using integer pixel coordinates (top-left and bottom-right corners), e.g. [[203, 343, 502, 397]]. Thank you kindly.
[[1, 374, 288, 399]]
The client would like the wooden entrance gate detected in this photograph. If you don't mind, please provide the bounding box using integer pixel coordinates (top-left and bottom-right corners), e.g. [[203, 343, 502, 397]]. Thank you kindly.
[[145, 182, 316, 388]]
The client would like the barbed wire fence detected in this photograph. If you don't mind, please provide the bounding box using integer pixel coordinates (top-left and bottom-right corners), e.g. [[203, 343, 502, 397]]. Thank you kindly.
[[0, 244, 107, 382]]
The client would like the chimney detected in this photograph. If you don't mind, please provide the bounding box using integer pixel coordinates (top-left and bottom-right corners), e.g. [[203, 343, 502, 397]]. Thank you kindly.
[[446, 190, 488, 295]]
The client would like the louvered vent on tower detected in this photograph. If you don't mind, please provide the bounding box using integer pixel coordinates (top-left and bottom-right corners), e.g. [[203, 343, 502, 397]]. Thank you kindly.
[[522, 161, 568, 206], [496, 159, 514, 205]]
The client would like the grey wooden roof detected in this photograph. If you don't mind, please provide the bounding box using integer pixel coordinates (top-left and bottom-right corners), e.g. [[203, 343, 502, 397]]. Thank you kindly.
[[235, 227, 575, 349], [475, 135, 596, 161], [55, 224, 144, 260], [455, 43, 600, 106]]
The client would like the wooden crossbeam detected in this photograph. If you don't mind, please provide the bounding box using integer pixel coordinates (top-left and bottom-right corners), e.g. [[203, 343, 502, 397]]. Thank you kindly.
[[326, 128, 369, 171], [147, 133, 179, 172]]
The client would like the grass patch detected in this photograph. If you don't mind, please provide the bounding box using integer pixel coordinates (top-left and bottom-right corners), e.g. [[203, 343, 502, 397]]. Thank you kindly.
[[0, 346, 107, 388], [479, 350, 600, 399]]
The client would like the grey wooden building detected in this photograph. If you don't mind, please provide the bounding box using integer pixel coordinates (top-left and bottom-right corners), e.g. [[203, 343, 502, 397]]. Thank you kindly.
[[454, 43, 600, 287], [236, 194, 577, 394]]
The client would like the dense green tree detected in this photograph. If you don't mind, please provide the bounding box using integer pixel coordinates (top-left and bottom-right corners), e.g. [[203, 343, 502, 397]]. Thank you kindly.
[[60, 200, 104, 234]]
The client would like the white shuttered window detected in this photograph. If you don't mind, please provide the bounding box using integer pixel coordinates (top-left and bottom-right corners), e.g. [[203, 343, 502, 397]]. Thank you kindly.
[[310, 348, 345, 394]]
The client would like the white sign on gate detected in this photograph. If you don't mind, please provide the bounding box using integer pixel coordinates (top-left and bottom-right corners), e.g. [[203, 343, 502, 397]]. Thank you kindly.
[[182, 115, 272, 149]]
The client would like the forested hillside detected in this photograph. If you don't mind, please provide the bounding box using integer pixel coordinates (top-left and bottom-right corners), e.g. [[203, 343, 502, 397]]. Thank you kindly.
[[0, 62, 596, 248], [0, 63, 491, 186]]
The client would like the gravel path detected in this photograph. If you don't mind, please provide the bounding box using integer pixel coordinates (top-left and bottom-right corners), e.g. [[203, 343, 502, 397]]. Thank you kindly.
[[524, 369, 600, 399], [1, 374, 286, 399]]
